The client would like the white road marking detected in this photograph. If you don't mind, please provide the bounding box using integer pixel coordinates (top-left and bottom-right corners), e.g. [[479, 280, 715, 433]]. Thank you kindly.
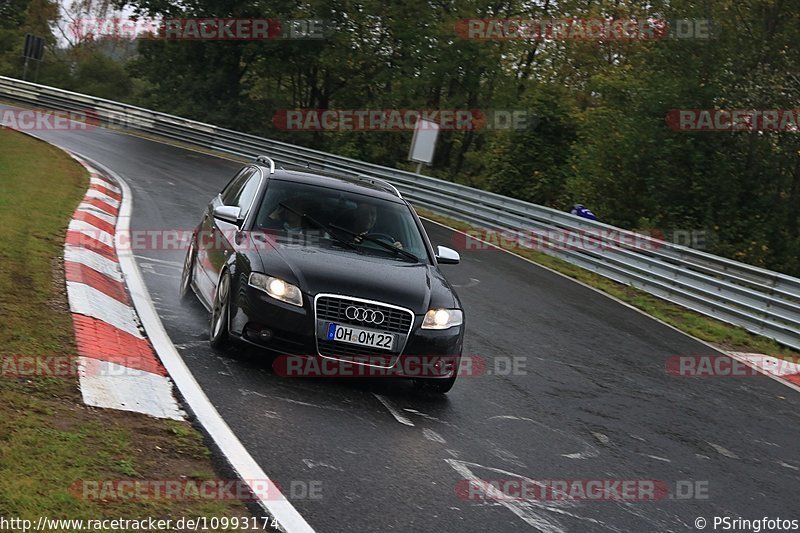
[[404, 408, 453, 425], [173, 341, 209, 349], [561, 452, 593, 460], [64, 245, 123, 281], [374, 394, 415, 426], [638, 454, 672, 463], [730, 352, 800, 376], [445, 459, 600, 533], [85, 188, 120, 207], [276, 397, 347, 411], [78, 204, 117, 224], [66, 281, 143, 338], [68, 219, 115, 246], [708, 443, 740, 459], [78, 358, 184, 420], [422, 428, 446, 444], [302, 459, 344, 472], [489, 416, 600, 460], [754, 439, 780, 447], [725, 352, 800, 394], [78, 201, 117, 218], [91, 176, 121, 194], [490, 447, 527, 468], [239, 390, 348, 412]]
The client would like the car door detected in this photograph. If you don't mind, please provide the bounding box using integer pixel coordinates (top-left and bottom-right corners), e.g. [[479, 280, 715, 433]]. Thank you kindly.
[[198, 166, 263, 303], [194, 166, 256, 301]]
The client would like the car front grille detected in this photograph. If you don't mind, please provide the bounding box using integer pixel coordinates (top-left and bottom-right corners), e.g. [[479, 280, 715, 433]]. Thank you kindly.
[[315, 296, 413, 335], [315, 295, 414, 365]]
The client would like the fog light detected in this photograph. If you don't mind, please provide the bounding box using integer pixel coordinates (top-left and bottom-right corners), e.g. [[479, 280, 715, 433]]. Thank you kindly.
[[433, 358, 455, 376]]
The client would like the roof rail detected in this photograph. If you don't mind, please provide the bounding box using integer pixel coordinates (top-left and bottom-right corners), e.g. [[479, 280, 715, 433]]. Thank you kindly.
[[255, 155, 276, 174], [279, 161, 402, 198], [355, 175, 403, 199]]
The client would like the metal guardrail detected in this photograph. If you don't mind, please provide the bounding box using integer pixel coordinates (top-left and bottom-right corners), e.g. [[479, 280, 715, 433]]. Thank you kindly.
[[1, 75, 798, 350]]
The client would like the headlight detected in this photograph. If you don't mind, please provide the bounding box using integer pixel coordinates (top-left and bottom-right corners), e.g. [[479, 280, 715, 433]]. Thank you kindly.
[[249, 273, 303, 307], [421, 308, 463, 330]]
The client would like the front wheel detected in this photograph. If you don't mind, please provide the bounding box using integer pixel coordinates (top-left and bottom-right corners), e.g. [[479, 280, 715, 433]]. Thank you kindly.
[[209, 271, 231, 349], [179, 237, 196, 302]]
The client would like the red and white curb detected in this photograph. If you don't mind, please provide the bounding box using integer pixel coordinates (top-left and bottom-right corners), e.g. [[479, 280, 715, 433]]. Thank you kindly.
[[728, 351, 800, 390], [75, 155, 317, 533], [65, 158, 184, 420]]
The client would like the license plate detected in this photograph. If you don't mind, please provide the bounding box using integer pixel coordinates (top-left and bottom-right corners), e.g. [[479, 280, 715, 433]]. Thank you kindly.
[[326, 323, 394, 351]]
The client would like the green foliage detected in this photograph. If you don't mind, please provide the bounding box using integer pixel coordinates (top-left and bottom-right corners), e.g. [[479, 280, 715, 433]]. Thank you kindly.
[[71, 48, 133, 99], [3, 0, 798, 275]]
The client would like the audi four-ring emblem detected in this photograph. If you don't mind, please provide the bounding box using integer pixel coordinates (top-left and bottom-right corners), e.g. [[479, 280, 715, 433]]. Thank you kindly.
[[345, 306, 385, 324]]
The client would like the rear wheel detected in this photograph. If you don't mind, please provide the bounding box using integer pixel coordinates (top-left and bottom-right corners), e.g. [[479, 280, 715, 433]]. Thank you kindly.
[[209, 271, 231, 349]]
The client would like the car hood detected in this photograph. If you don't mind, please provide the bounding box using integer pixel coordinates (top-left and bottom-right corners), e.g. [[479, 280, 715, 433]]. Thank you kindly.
[[252, 242, 457, 314]]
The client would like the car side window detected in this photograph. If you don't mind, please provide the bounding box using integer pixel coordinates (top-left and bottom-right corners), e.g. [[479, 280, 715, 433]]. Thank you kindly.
[[220, 167, 256, 206], [232, 170, 262, 218]]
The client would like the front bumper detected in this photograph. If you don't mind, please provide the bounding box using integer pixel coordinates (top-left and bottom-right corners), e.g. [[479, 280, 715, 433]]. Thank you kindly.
[[231, 284, 463, 379]]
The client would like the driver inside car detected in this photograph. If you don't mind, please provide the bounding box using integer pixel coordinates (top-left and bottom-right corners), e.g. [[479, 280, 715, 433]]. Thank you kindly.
[[264, 197, 308, 233], [336, 203, 404, 249]]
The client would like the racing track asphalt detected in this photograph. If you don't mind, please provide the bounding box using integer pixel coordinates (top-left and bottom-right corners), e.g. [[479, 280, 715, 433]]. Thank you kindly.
[[7, 104, 799, 532]]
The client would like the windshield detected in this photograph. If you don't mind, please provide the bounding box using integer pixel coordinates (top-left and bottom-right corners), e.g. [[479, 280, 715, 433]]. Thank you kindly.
[[253, 179, 429, 263]]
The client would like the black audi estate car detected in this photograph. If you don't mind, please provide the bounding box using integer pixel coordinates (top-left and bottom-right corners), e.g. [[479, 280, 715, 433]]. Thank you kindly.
[[180, 156, 465, 392]]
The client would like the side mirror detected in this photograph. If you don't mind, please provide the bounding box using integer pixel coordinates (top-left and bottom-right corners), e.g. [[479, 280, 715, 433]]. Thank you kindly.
[[435, 245, 460, 265], [213, 205, 242, 225]]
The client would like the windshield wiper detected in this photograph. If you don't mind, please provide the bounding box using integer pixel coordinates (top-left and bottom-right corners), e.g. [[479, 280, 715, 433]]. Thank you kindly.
[[278, 203, 359, 251], [328, 223, 420, 263]]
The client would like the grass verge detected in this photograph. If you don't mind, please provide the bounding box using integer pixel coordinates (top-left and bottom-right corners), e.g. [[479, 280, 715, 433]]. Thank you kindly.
[[0, 128, 256, 526], [418, 208, 800, 363]]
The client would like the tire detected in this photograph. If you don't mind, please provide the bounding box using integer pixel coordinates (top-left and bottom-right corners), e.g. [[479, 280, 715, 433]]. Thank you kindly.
[[412, 374, 458, 394], [179, 237, 197, 302], [209, 270, 231, 349]]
